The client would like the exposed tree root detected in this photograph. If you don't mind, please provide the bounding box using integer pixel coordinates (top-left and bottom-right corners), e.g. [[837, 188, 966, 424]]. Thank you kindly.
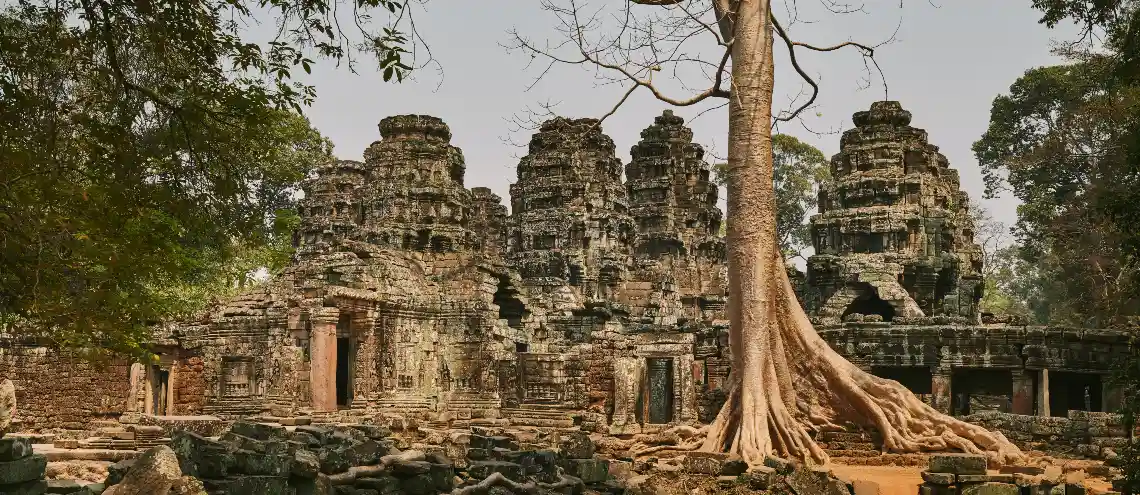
[[450, 472, 583, 495], [628, 249, 1024, 468]]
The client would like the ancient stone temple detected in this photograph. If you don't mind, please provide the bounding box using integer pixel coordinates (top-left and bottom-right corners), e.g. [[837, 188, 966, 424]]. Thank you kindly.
[[804, 101, 983, 325], [0, 103, 1133, 464]]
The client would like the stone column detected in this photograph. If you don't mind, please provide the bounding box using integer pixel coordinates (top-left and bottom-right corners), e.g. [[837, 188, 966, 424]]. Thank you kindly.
[[310, 307, 340, 412], [1011, 368, 1034, 415], [931, 366, 952, 415], [1037, 368, 1050, 417]]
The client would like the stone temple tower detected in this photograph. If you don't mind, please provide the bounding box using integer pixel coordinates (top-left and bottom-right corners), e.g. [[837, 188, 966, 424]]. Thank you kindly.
[[805, 101, 983, 324], [360, 115, 477, 253], [626, 110, 724, 261], [507, 118, 635, 297]]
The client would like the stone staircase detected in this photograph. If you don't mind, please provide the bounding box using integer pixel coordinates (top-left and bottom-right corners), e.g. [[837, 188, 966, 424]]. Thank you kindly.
[[373, 395, 436, 415], [501, 405, 576, 428], [817, 428, 927, 466]]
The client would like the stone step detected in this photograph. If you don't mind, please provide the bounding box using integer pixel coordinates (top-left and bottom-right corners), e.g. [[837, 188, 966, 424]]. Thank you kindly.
[[819, 441, 878, 451], [829, 453, 928, 467], [824, 449, 881, 458], [817, 431, 881, 443]]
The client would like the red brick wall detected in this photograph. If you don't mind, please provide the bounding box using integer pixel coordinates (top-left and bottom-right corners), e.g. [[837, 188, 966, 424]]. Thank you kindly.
[[0, 347, 131, 431]]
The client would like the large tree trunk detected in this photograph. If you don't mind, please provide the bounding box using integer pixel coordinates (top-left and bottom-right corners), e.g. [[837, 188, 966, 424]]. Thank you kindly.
[[631, 0, 1022, 467]]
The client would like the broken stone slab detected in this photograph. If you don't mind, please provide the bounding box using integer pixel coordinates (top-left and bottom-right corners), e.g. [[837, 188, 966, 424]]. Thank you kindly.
[[102, 446, 181, 495], [921, 471, 956, 485], [233, 449, 292, 477], [741, 466, 777, 490], [0, 453, 46, 485], [467, 460, 524, 482], [201, 475, 291, 495], [0, 480, 47, 495], [959, 482, 1020, 495], [786, 466, 849, 495], [763, 455, 796, 474], [169, 431, 234, 479], [349, 424, 391, 440], [292, 449, 320, 479], [680, 451, 747, 476], [0, 436, 32, 461], [230, 421, 288, 442], [501, 449, 558, 482], [919, 483, 957, 495], [555, 430, 595, 459], [959, 474, 1016, 484], [560, 457, 609, 483], [928, 453, 987, 475], [44, 479, 83, 493]]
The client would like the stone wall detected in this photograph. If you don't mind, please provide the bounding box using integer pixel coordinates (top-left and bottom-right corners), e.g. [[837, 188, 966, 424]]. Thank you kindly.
[[962, 410, 1129, 460], [0, 346, 131, 431]]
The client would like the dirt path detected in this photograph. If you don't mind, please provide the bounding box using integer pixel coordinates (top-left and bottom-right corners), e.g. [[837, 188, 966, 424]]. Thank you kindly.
[[829, 465, 923, 495]]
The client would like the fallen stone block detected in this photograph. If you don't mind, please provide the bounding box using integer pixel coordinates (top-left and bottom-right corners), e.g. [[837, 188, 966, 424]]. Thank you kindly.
[[921, 471, 955, 485], [928, 454, 987, 475], [741, 466, 777, 490], [0, 479, 47, 495], [102, 446, 181, 495], [0, 454, 46, 485], [201, 475, 291, 495], [959, 482, 1019, 495], [230, 421, 288, 442], [560, 458, 609, 484], [786, 466, 849, 495], [959, 474, 1015, 484], [44, 479, 83, 494], [556, 431, 595, 459], [467, 460, 524, 482], [233, 449, 292, 477], [0, 437, 32, 461]]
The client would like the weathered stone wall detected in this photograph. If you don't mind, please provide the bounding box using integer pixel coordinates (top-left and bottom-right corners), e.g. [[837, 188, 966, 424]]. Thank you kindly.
[[0, 346, 131, 430], [963, 410, 1129, 459], [171, 356, 207, 415]]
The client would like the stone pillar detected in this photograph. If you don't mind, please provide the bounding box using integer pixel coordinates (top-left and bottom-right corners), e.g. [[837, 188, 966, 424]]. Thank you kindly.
[[1037, 368, 1051, 417], [1011, 368, 1034, 415], [352, 312, 378, 408], [931, 366, 952, 415], [310, 307, 340, 412]]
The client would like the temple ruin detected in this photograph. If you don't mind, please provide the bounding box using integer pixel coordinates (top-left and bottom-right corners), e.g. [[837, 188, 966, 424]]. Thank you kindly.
[[0, 102, 1132, 464]]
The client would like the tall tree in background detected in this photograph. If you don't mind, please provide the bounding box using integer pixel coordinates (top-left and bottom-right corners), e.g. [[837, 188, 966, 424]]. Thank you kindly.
[[0, 0, 420, 354], [510, 0, 1019, 465], [973, 42, 1140, 327], [712, 134, 829, 261]]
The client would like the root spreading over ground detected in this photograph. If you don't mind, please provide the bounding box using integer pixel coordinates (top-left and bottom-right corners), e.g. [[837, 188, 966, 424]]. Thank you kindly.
[[629, 251, 1023, 468]]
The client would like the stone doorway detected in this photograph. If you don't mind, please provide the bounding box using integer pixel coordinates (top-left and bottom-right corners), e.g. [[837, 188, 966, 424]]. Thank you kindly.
[[842, 289, 896, 321], [336, 337, 354, 407], [1049, 371, 1102, 416], [641, 357, 675, 424], [148, 365, 170, 416]]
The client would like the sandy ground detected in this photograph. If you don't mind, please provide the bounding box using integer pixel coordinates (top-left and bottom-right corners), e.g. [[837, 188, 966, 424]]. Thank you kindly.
[[830, 464, 1114, 495]]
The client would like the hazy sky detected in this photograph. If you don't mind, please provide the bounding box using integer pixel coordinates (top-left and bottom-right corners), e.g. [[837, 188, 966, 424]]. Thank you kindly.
[[273, 0, 1079, 233]]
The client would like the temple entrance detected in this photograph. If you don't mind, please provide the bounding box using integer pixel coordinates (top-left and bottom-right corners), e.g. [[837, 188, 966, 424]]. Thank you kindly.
[[148, 365, 169, 416], [643, 358, 675, 424], [336, 337, 353, 407], [1049, 371, 1102, 416], [951, 368, 1013, 415]]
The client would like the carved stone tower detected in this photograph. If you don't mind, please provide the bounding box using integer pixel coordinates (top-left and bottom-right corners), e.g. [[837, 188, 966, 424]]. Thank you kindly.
[[805, 101, 983, 324], [360, 115, 476, 252], [297, 160, 368, 257], [507, 118, 635, 297], [626, 110, 724, 261]]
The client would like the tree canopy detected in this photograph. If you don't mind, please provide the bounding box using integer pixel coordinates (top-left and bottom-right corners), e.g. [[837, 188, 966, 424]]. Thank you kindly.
[[974, 3, 1140, 326], [0, 0, 415, 354]]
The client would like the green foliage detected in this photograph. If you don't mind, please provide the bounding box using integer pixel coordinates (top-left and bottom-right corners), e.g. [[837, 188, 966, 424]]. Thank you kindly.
[[973, 53, 1140, 326], [0, 0, 405, 353], [712, 134, 830, 259]]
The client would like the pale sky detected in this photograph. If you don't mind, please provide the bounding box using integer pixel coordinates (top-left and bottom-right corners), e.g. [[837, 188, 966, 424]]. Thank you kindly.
[[272, 0, 1080, 235]]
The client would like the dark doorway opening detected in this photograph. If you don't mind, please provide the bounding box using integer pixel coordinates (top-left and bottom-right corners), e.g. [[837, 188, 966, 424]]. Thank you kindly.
[[871, 366, 932, 395], [644, 358, 675, 424], [951, 368, 1013, 415], [515, 342, 529, 353], [336, 337, 353, 407], [150, 366, 170, 416], [842, 285, 896, 321], [1049, 371, 1103, 416]]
